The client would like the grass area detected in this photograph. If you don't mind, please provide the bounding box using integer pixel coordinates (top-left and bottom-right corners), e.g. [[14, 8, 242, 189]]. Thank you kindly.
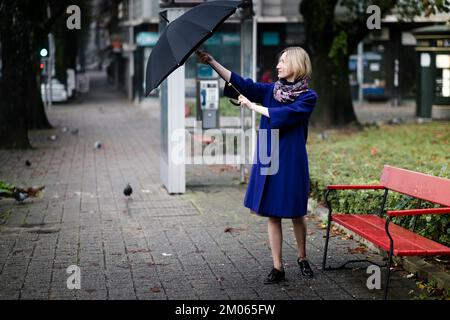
[[307, 122, 449, 189], [306, 121, 450, 246]]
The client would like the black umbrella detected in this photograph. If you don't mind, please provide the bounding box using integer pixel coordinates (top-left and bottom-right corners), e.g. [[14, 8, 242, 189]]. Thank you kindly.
[[145, 0, 245, 98]]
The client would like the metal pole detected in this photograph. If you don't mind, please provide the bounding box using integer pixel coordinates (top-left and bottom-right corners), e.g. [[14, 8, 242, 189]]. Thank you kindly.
[[129, 0, 135, 102], [47, 5, 53, 111], [357, 41, 364, 103], [251, 15, 257, 163], [240, 20, 245, 183], [43, 58, 48, 109], [393, 58, 399, 107]]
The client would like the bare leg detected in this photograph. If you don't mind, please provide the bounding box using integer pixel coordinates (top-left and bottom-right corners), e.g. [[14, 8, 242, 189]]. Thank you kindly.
[[267, 217, 283, 270], [292, 216, 307, 260]]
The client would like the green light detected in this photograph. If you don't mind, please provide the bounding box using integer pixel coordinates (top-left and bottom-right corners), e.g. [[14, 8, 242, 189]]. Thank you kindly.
[[40, 48, 48, 57]]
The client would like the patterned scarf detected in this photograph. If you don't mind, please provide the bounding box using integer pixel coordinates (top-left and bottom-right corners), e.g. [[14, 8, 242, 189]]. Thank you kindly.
[[273, 77, 309, 103]]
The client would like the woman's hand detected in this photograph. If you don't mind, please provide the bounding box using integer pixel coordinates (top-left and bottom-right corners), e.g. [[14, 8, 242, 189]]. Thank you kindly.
[[238, 95, 253, 109], [239, 95, 270, 118], [196, 50, 214, 64]]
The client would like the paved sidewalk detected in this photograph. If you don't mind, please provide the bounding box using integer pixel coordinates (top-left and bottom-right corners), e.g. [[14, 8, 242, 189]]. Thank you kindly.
[[0, 72, 419, 300]]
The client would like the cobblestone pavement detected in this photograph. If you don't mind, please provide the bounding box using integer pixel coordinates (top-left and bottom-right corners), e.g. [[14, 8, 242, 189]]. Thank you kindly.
[[0, 72, 420, 300]]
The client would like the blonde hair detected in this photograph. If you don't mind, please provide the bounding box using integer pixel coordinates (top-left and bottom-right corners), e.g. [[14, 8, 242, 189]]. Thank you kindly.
[[279, 47, 312, 81]]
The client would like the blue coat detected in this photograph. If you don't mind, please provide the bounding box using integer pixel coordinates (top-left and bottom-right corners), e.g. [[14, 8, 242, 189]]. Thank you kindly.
[[224, 72, 318, 218]]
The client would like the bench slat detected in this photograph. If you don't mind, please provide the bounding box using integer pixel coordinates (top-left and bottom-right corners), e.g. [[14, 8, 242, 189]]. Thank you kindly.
[[387, 207, 450, 217], [332, 214, 450, 256], [327, 185, 385, 190], [380, 165, 450, 207], [357, 215, 449, 254]]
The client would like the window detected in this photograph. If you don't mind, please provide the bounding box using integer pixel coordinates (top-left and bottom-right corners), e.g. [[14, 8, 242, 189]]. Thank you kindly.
[[436, 54, 450, 98]]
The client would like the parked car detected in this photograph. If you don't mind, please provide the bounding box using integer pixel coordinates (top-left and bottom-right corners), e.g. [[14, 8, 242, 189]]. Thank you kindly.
[[41, 78, 68, 102]]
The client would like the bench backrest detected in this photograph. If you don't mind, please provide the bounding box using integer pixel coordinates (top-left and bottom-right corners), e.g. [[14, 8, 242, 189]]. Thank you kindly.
[[380, 165, 450, 207]]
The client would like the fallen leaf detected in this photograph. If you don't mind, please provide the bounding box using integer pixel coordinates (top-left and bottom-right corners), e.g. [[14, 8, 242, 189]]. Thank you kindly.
[[347, 246, 368, 254], [430, 288, 444, 296], [151, 287, 161, 293], [331, 227, 345, 236], [224, 227, 244, 233], [25, 185, 45, 197], [371, 147, 378, 156]]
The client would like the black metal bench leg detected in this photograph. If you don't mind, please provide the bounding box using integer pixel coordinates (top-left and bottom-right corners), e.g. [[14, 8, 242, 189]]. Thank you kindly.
[[322, 190, 333, 271], [384, 244, 394, 300], [384, 217, 394, 300], [322, 215, 332, 270]]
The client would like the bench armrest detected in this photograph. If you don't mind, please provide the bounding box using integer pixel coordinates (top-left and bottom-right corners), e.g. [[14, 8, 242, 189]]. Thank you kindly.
[[327, 185, 385, 190], [387, 207, 450, 217]]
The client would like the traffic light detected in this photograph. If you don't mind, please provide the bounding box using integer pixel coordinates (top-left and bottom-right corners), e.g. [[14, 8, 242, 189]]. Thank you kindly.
[[40, 48, 48, 57], [39, 58, 47, 75]]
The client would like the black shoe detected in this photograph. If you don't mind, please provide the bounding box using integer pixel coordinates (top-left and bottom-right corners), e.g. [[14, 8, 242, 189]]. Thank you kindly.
[[297, 259, 314, 278], [264, 267, 286, 284]]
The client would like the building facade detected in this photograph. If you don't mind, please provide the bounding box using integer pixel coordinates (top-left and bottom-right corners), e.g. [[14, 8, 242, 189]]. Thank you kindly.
[[105, 0, 449, 104]]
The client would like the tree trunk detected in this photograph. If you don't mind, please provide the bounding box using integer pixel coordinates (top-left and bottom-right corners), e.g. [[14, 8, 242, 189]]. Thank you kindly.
[[301, 0, 359, 129], [309, 51, 359, 128], [0, 1, 31, 149]]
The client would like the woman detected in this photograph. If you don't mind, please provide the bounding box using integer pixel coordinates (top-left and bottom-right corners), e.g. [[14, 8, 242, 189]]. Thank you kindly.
[[197, 47, 317, 284]]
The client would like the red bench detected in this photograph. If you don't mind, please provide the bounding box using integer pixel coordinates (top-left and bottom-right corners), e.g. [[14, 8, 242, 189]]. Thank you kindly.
[[323, 165, 450, 299]]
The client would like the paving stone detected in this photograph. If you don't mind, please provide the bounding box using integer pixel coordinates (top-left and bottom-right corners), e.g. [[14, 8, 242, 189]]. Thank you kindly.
[[0, 73, 422, 301]]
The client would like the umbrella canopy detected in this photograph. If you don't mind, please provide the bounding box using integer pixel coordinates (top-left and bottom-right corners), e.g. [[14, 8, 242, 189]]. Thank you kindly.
[[145, 0, 244, 96]]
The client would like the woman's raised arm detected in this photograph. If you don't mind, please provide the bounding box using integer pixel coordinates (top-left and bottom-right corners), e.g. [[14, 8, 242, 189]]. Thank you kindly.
[[196, 50, 231, 82]]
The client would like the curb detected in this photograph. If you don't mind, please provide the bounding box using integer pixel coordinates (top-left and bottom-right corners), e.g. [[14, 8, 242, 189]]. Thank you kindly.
[[308, 199, 450, 290]]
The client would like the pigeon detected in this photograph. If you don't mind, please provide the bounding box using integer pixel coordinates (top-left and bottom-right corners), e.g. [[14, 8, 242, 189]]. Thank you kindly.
[[12, 188, 28, 203], [94, 141, 102, 149], [388, 117, 405, 125], [71, 128, 79, 135], [123, 183, 133, 197], [25, 160, 31, 167]]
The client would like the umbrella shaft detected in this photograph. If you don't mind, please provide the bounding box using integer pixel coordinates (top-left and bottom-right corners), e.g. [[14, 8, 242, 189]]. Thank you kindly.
[[206, 61, 241, 96]]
